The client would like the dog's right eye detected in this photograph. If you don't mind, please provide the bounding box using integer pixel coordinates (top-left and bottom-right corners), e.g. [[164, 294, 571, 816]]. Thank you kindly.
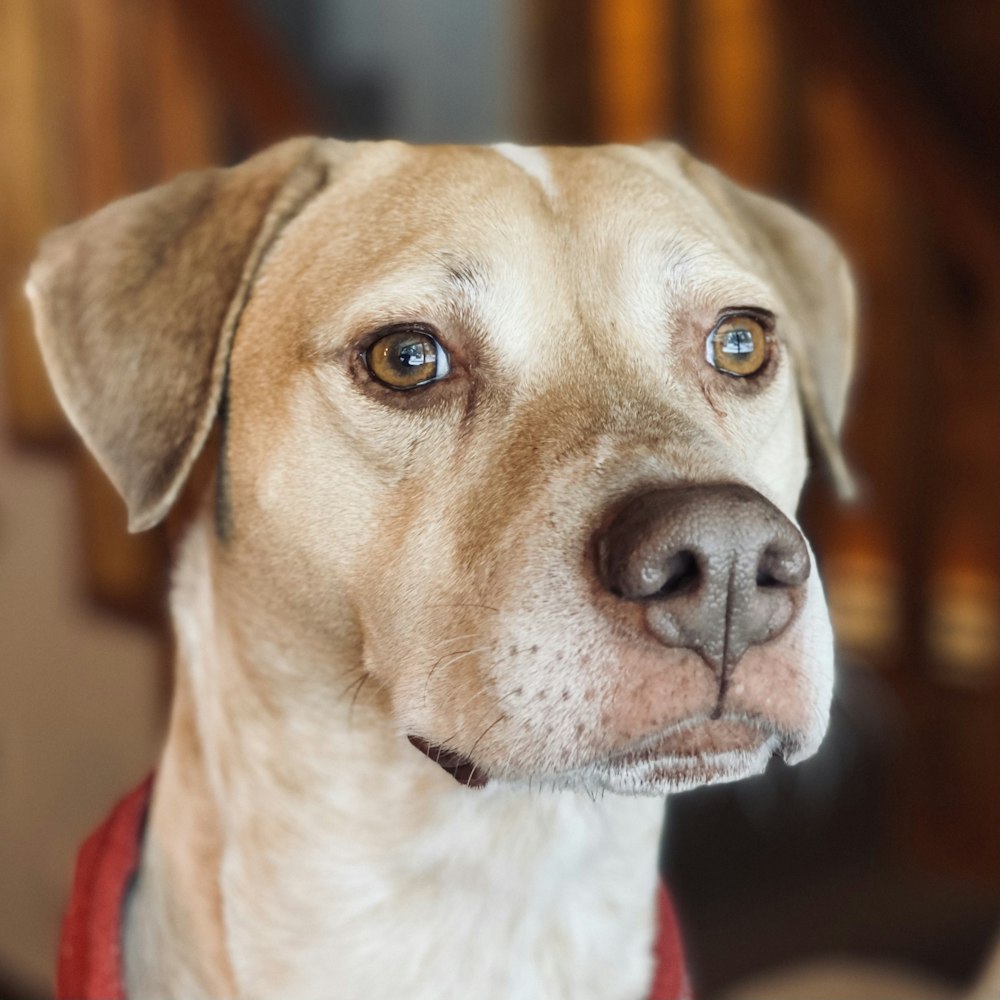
[[705, 313, 773, 378], [365, 327, 451, 390]]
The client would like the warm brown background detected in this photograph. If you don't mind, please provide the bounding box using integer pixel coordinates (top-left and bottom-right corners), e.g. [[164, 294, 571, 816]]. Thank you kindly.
[[1, 1, 997, 997]]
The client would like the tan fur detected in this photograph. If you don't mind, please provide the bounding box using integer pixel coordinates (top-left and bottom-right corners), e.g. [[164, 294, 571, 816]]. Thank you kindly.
[[29, 139, 854, 999], [28, 137, 333, 530]]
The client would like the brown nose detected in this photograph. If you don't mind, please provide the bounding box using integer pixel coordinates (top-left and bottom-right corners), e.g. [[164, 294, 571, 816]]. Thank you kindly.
[[596, 484, 810, 677]]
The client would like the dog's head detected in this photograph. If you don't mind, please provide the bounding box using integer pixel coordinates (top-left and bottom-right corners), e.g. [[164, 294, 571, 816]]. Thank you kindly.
[[29, 139, 854, 795]]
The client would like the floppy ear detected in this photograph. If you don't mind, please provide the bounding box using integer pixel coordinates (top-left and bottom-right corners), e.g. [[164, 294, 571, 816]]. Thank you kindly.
[[657, 144, 857, 497], [27, 137, 331, 532]]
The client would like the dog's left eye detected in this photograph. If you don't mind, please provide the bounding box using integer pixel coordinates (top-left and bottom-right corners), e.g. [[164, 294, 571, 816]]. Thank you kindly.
[[705, 314, 772, 378], [366, 327, 451, 389]]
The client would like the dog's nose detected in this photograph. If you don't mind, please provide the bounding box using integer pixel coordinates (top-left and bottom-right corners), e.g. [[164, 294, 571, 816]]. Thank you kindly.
[[596, 484, 810, 676]]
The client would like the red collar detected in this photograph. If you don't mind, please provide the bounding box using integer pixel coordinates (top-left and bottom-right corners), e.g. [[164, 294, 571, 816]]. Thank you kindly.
[[651, 883, 693, 1000], [57, 775, 152, 1000], [57, 778, 691, 1000]]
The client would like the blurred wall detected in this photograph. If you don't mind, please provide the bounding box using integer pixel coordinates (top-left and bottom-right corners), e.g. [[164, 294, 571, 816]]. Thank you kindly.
[[0, 376, 163, 990], [248, 0, 529, 141]]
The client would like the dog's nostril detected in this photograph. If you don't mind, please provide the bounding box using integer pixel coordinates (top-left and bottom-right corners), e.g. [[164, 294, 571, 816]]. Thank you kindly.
[[756, 543, 810, 589], [607, 547, 701, 602], [756, 559, 783, 588], [654, 550, 700, 599]]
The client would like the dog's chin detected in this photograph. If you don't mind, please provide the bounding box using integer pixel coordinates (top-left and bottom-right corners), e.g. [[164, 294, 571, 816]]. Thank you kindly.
[[408, 716, 811, 795], [582, 718, 791, 795]]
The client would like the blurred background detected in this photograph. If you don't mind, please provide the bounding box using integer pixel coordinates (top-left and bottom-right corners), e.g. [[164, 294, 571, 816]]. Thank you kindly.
[[1, 1, 997, 997]]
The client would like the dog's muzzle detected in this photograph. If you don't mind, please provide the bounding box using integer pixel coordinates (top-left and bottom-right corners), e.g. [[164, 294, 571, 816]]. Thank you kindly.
[[409, 483, 811, 789]]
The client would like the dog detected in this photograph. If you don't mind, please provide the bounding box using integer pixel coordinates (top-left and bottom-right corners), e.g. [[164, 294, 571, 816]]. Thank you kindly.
[[29, 138, 854, 1000]]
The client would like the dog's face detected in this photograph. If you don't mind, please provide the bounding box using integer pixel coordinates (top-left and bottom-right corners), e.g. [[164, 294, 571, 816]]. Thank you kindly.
[[29, 139, 854, 796]]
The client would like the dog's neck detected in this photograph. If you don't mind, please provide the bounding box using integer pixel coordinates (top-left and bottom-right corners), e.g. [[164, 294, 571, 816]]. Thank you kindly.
[[124, 520, 665, 1000]]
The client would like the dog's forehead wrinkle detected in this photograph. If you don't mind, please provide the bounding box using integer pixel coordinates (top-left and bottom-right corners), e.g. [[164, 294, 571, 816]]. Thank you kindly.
[[435, 251, 489, 295], [660, 254, 779, 316]]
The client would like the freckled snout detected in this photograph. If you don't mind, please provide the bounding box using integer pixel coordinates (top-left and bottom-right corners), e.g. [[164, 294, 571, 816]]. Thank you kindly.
[[596, 484, 810, 679]]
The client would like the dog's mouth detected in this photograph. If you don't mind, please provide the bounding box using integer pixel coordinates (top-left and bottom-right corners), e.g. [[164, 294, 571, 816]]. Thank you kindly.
[[613, 717, 782, 764], [589, 715, 794, 793], [408, 716, 791, 792], [407, 734, 489, 788]]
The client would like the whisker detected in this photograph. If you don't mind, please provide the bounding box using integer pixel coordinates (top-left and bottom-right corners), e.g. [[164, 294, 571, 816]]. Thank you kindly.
[[349, 674, 371, 715], [446, 675, 526, 736], [423, 602, 500, 614], [466, 713, 507, 786], [428, 632, 480, 648], [338, 670, 375, 724], [427, 646, 486, 682], [339, 671, 367, 700], [422, 646, 491, 704], [469, 713, 507, 759]]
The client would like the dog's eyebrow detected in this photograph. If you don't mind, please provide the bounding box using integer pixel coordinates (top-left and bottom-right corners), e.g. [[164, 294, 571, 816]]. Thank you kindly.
[[659, 242, 779, 315], [437, 255, 488, 295]]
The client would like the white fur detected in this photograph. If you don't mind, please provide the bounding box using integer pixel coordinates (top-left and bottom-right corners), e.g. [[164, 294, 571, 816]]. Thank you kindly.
[[492, 143, 558, 199]]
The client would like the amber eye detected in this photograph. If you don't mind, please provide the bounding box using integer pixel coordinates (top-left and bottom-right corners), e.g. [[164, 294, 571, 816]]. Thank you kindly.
[[705, 314, 771, 377], [366, 327, 451, 389]]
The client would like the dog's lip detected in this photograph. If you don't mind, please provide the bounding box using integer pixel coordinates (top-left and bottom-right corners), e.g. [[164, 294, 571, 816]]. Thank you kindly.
[[607, 714, 787, 769], [557, 713, 793, 792], [409, 715, 790, 791], [407, 734, 489, 788]]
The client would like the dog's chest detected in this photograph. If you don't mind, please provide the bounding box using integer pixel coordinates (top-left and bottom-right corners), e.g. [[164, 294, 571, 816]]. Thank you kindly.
[[220, 786, 665, 1000]]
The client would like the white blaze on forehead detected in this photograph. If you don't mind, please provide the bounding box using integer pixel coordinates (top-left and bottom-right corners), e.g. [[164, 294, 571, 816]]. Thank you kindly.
[[491, 143, 558, 199]]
